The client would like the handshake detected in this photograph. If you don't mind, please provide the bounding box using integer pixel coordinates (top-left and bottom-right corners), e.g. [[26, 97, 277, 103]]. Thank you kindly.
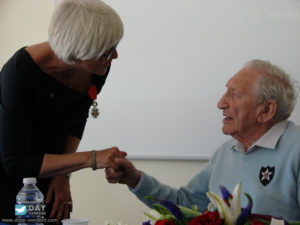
[[95, 147, 142, 189]]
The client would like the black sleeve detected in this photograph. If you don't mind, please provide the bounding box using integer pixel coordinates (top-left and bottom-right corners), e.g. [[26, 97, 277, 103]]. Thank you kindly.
[[0, 51, 44, 181], [69, 119, 87, 139]]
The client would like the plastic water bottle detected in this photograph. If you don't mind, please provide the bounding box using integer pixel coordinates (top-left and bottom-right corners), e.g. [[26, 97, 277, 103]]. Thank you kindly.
[[16, 177, 45, 225]]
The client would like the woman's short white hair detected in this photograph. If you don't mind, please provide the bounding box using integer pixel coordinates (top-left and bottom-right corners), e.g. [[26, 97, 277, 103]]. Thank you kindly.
[[245, 59, 298, 121], [49, 0, 124, 65]]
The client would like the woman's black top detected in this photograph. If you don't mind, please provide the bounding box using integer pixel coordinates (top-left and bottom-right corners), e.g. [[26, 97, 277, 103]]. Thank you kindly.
[[0, 47, 109, 221]]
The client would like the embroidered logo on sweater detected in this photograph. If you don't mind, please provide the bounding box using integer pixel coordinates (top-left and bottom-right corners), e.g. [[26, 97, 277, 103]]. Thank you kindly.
[[259, 166, 275, 186]]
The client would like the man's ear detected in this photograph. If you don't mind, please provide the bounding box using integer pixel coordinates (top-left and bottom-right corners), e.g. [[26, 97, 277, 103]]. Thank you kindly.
[[257, 100, 277, 123]]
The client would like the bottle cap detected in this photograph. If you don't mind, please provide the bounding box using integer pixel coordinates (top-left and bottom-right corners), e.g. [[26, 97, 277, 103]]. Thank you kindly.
[[23, 177, 37, 184]]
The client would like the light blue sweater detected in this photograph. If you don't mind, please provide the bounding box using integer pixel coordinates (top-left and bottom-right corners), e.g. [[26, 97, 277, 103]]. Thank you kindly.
[[131, 121, 300, 220]]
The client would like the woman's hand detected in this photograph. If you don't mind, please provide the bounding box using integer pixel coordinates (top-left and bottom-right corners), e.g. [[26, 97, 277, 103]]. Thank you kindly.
[[45, 175, 72, 223], [39, 147, 127, 178], [94, 147, 127, 170]]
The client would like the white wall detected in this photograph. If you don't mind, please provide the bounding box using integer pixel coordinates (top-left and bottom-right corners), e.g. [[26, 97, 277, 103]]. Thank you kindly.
[[78, 0, 300, 159], [0, 0, 54, 63]]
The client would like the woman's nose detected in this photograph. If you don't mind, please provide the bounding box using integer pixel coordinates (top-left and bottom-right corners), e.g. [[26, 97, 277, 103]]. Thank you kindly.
[[111, 49, 118, 59]]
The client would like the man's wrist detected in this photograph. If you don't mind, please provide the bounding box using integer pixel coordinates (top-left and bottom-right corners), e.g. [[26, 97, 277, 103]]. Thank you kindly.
[[129, 170, 143, 190]]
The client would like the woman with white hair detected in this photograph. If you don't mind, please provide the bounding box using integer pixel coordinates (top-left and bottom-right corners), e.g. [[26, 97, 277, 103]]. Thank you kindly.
[[0, 0, 125, 222]]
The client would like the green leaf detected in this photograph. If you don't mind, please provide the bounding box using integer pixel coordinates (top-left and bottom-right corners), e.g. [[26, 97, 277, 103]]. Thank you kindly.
[[191, 205, 198, 211], [152, 204, 172, 215], [177, 205, 202, 218], [144, 212, 159, 222], [145, 196, 155, 201]]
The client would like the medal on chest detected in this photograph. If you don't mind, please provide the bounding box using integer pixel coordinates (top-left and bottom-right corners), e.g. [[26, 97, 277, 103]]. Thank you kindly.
[[88, 84, 99, 119]]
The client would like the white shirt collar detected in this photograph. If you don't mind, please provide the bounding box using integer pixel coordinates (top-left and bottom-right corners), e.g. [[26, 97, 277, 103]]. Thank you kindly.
[[233, 120, 288, 153]]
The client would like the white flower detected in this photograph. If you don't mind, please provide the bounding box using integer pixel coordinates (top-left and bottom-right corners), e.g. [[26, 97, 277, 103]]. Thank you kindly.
[[206, 183, 242, 225]]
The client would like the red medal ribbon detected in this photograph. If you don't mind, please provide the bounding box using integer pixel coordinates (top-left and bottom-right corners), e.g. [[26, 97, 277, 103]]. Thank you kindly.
[[88, 84, 97, 100]]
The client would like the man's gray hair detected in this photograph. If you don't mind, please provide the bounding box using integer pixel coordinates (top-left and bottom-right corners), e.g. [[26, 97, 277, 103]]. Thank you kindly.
[[245, 59, 298, 121], [48, 0, 124, 65]]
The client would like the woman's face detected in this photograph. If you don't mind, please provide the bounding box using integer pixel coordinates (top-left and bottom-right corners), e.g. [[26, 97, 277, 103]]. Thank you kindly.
[[75, 48, 118, 75]]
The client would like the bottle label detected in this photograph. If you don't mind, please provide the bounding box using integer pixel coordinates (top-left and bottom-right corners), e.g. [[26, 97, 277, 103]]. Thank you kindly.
[[15, 203, 46, 218]]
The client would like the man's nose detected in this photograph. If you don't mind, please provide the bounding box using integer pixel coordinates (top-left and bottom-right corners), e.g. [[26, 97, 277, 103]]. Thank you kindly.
[[217, 94, 227, 109]]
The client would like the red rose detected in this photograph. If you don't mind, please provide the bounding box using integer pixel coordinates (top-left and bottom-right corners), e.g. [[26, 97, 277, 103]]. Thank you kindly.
[[251, 220, 265, 225], [188, 211, 224, 225], [155, 219, 175, 225]]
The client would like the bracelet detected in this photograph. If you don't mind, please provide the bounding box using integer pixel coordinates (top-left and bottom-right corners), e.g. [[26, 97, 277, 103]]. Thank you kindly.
[[91, 150, 97, 170]]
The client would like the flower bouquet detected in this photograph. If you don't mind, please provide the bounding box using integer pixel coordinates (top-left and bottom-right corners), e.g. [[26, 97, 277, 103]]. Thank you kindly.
[[142, 183, 300, 225]]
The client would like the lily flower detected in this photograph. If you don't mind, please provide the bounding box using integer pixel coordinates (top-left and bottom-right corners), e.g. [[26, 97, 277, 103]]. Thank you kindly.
[[219, 185, 233, 207], [206, 183, 242, 225]]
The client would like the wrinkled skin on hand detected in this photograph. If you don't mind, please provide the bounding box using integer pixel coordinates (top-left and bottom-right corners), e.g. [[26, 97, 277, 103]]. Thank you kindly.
[[105, 157, 142, 189]]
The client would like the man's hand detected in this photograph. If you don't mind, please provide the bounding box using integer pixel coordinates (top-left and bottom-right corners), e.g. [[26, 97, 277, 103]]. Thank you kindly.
[[45, 175, 72, 223], [105, 157, 142, 189]]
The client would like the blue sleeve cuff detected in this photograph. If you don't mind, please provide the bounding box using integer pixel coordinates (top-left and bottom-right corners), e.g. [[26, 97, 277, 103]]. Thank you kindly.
[[130, 171, 145, 193]]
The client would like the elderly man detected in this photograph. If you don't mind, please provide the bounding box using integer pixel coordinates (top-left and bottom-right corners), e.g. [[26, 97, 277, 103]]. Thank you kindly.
[[106, 59, 300, 220]]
